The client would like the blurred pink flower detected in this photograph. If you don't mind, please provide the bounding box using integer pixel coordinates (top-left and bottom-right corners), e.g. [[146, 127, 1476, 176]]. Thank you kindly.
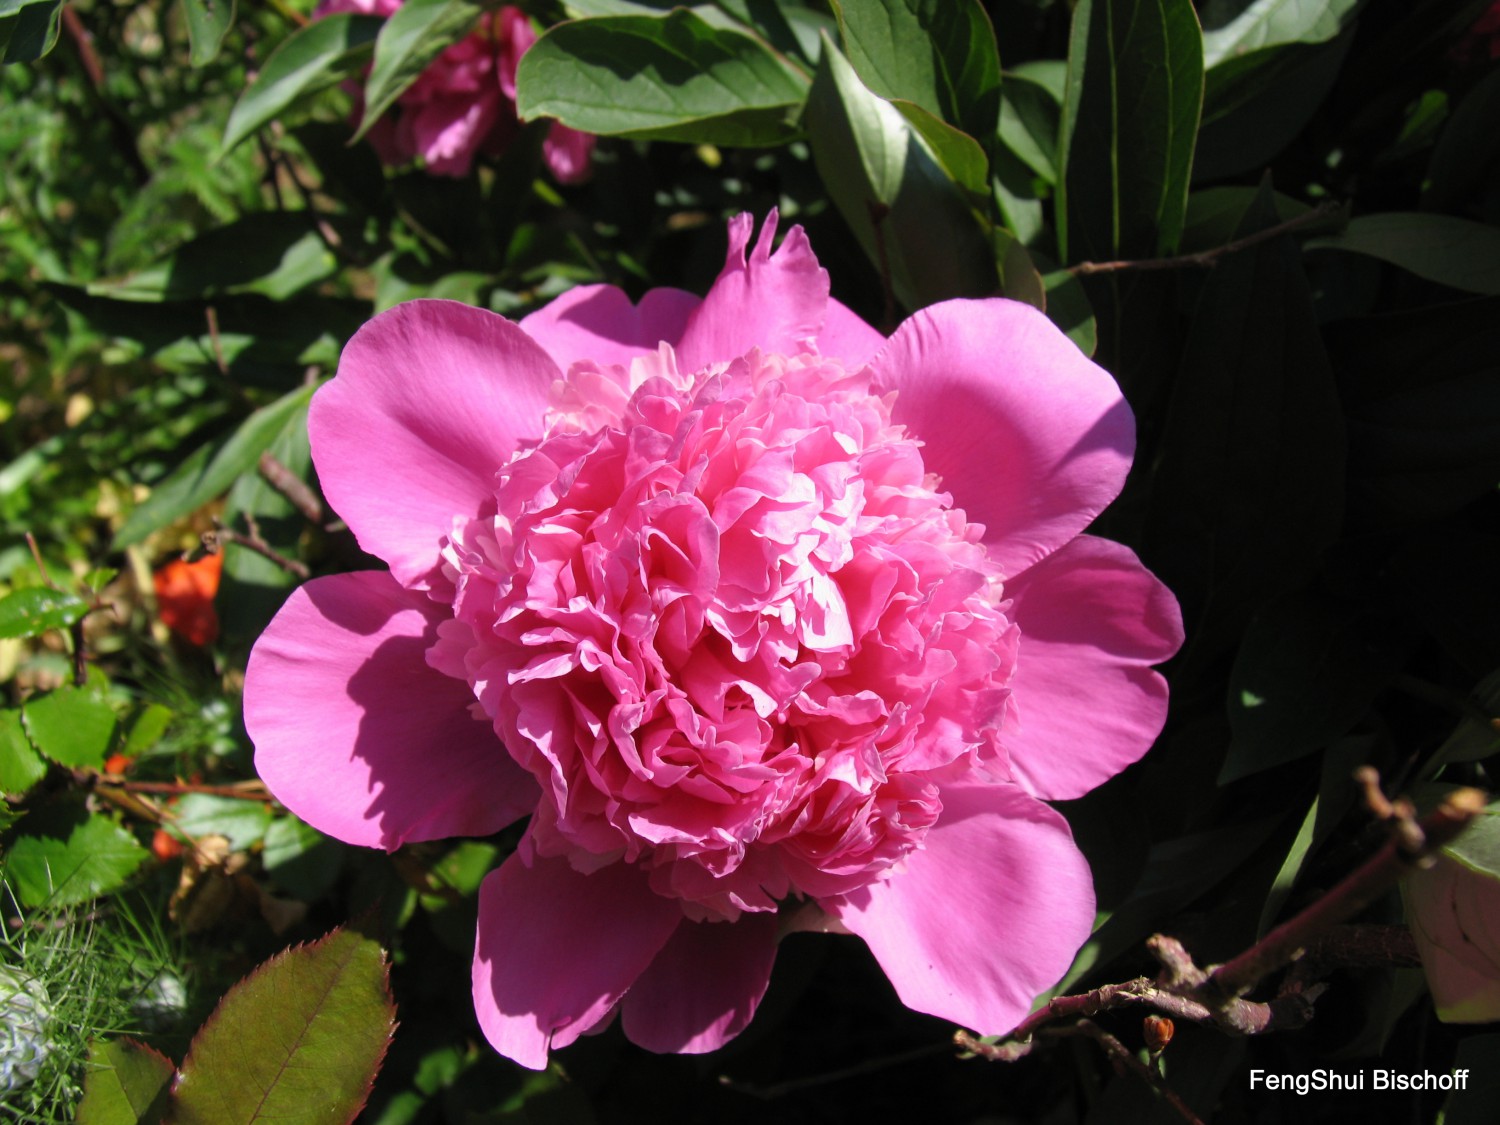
[[315, 0, 594, 181], [245, 213, 1182, 1067], [1407, 853, 1500, 1022]]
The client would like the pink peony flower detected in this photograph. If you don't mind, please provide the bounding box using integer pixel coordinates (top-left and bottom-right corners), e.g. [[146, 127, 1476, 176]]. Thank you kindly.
[[315, 0, 594, 181], [245, 213, 1183, 1067]]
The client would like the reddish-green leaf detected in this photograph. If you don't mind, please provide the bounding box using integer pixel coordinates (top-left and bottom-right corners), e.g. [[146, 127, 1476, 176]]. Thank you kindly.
[[169, 926, 395, 1125], [77, 1038, 175, 1125]]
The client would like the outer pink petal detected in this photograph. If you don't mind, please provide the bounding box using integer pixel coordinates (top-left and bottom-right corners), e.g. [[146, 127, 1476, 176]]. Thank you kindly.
[[824, 783, 1094, 1036], [673, 211, 830, 372], [311, 299, 560, 587], [866, 299, 1134, 578], [818, 298, 886, 370], [473, 853, 683, 1068], [519, 284, 700, 372], [246, 571, 535, 850], [543, 123, 596, 185], [1003, 535, 1182, 801], [620, 912, 780, 1054]]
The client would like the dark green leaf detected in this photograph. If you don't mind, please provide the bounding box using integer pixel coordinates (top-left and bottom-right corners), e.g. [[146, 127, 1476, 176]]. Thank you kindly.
[[0, 707, 47, 794], [23, 682, 117, 769], [1223, 593, 1409, 782], [357, 0, 484, 142], [1040, 267, 1096, 356], [76, 1038, 176, 1125], [262, 816, 345, 901], [1058, 0, 1203, 263], [0, 0, 62, 64], [1180, 185, 1315, 251], [832, 0, 1001, 143], [1307, 213, 1500, 296], [0, 585, 89, 638], [803, 38, 995, 311], [1145, 184, 1346, 665], [1444, 798, 1500, 879], [1424, 68, 1500, 215], [220, 14, 384, 156], [122, 703, 175, 758], [89, 215, 338, 303], [170, 926, 396, 1125], [997, 71, 1060, 183], [113, 383, 315, 549], [1427, 672, 1500, 774], [516, 11, 807, 145], [6, 807, 149, 907], [171, 794, 273, 852], [1442, 1033, 1500, 1125], [182, 0, 236, 68]]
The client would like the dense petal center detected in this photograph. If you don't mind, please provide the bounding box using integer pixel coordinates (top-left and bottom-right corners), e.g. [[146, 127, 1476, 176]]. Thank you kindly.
[[433, 344, 1019, 919]]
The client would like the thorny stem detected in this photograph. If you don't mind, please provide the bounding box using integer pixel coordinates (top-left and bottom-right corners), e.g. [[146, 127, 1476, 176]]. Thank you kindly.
[[1047, 1021, 1205, 1125], [1067, 202, 1342, 276], [966, 778, 1486, 1066]]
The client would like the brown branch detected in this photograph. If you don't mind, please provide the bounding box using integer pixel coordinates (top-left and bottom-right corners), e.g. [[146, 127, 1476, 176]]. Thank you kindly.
[[203, 517, 309, 579], [1207, 783, 1484, 1002], [204, 305, 230, 377], [1067, 202, 1342, 277], [1047, 1021, 1205, 1125], [101, 778, 273, 801], [257, 452, 325, 525]]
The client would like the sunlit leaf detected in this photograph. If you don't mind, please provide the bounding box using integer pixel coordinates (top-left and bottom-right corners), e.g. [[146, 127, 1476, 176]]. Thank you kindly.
[[170, 926, 396, 1125], [357, 0, 484, 141], [0, 585, 88, 638], [0, 707, 47, 794], [76, 1038, 175, 1125], [181, 0, 236, 68], [5, 806, 150, 907], [517, 10, 807, 145], [23, 681, 117, 769], [220, 14, 384, 156]]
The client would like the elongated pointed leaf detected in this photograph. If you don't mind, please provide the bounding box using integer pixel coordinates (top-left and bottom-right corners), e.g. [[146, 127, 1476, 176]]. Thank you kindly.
[[220, 14, 384, 156], [170, 926, 396, 1125], [76, 1039, 175, 1125], [1058, 0, 1204, 262], [356, 0, 483, 142], [113, 383, 316, 549], [516, 11, 807, 145], [832, 0, 1001, 143], [182, 0, 236, 67], [1307, 213, 1500, 296], [803, 38, 995, 311], [1199, 0, 1364, 67]]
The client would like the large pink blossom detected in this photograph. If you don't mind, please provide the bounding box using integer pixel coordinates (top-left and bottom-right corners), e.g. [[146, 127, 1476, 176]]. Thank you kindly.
[[315, 0, 594, 181], [245, 213, 1183, 1067]]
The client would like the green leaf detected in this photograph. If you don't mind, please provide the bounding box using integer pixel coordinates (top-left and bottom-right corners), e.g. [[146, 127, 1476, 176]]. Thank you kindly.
[[122, 703, 176, 758], [0, 585, 89, 638], [1057, 0, 1204, 262], [1424, 68, 1500, 215], [220, 13, 384, 156], [516, 11, 807, 145], [23, 682, 117, 769], [170, 926, 396, 1125], [171, 794, 273, 852], [262, 816, 344, 901], [182, 0, 236, 68], [1306, 213, 1500, 296], [113, 383, 316, 550], [0, 707, 47, 794], [357, 0, 484, 141], [5, 807, 149, 907], [1426, 672, 1500, 774], [76, 1038, 175, 1125], [89, 215, 338, 303], [217, 400, 312, 643], [1198, 0, 1364, 68], [888, 98, 988, 198], [832, 0, 1001, 143], [0, 0, 62, 64], [1223, 592, 1409, 782], [1444, 798, 1500, 879], [997, 71, 1060, 183], [1144, 183, 1346, 666], [803, 37, 995, 311]]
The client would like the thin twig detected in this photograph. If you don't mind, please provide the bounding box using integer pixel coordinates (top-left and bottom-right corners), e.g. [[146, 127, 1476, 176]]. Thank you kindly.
[[24, 532, 53, 587], [258, 452, 324, 525], [1047, 1021, 1205, 1125], [203, 517, 309, 579], [60, 6, 149, 183], [204, 305, 230, 377], [720, 1042, 949, 1100], [101, 779, 273, 801], [1067, 202, 1342, 276]]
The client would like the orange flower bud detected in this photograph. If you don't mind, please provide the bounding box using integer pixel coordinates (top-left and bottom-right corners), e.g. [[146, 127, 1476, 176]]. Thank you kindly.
[[1143, 1015, 1174, 1053], [151, 828, 184, 862], [154, 554, 223, 647]]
